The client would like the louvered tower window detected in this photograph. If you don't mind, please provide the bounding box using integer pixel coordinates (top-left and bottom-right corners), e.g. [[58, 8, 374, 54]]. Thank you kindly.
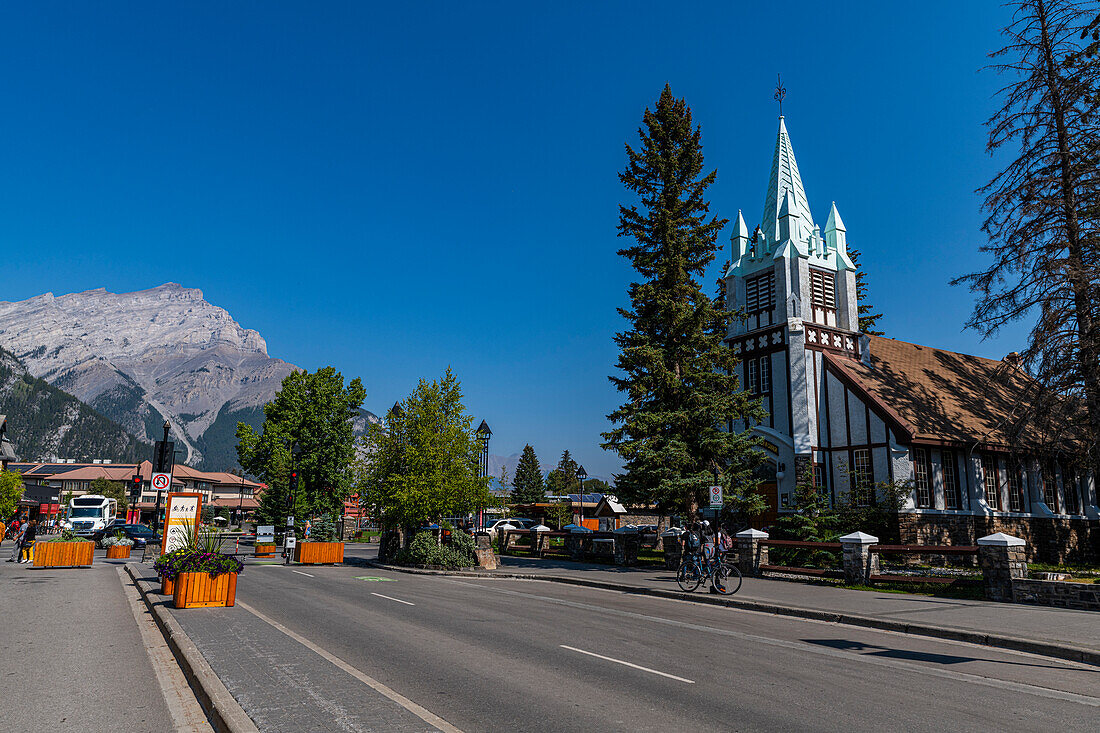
[[809, 269, 837, 326], [745, 272, 775, 314]]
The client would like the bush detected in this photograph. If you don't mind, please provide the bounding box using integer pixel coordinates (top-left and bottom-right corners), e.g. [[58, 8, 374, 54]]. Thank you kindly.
[[42, 529, 92, 543], [311, 514, 339, 542], [154, 547, 243, 580], [395, 529, 476, 569]]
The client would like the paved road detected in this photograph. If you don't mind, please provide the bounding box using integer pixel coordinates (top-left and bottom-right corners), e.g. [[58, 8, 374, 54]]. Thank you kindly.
[[185, 552, 1099, 732], [0, 551, 178, 731]]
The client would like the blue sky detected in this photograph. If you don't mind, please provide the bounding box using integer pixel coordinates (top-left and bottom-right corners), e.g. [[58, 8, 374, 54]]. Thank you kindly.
[[0, 2, 1022, 478]]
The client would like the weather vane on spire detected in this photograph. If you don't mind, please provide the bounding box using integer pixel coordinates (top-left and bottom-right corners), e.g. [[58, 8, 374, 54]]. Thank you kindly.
[[774, 73, 786, 117]]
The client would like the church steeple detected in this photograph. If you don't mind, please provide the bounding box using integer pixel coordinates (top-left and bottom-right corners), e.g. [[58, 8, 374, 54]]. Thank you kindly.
[[761, 117, 814, 245]]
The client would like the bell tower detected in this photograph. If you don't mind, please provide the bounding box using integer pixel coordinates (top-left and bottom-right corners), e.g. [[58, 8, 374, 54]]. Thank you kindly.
[[725, 114, 862, 509]]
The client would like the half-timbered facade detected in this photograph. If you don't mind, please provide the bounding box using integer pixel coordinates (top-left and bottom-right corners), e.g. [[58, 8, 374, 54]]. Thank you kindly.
[[725, 116, 1098, 561]]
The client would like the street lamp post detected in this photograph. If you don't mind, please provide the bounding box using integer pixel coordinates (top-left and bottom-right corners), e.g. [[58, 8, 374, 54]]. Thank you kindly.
[[575, 465, 587, 528], [476, 421, 491, 530]]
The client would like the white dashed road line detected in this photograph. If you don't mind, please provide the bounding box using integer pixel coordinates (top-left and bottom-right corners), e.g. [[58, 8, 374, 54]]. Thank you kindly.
[[370, 592, 415, 606], [291, 570, 314, 578], [560, 645, 695, 684]]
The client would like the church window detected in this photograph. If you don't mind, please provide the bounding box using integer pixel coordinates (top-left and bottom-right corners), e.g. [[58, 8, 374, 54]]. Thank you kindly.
[[758, 356, 770, 394], [813, 462, 826, 490], [851, 449, 873, 506], [1007, 462, 1026, 513], [941, 450, 960, 509], [981, 454, 1000, 510], [913, 448, 931, 508], [1063, 469, 1080, 515], [745, 272, 775, 314], [809, 269, 837, 326], [1041, 462, 1059, 513], [747, 359, 758, 393]]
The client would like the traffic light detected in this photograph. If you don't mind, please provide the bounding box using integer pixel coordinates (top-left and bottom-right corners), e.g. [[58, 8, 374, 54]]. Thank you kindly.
[[130, 473, 143, 499], [286, 470, 299, 512], [289, 471, 299, 492]]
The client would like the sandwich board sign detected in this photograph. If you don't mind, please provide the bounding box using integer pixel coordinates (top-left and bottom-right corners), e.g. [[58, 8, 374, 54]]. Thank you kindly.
[[161, 492, 202, 555], [709, 485, 723, 509], [151, 472, 172, 492]]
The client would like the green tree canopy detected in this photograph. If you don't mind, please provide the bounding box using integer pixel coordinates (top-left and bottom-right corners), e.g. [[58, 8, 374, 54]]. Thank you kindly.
[[603, 84, 766, 515], [510, 444, 545, 504], [91, 477, 127, 514], [237, 366, 366, 520], [0, 469, 23, 518], [358, 368, 493, 528], [545, 449, 579, 495]]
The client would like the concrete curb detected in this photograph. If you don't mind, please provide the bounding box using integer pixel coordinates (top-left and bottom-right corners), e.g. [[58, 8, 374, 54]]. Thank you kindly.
[[359, 560, 1100, 668], [125, 564, 260, 733]]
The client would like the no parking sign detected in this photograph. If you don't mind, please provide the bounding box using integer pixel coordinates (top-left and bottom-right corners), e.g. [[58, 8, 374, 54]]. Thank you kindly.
[[709, 485, 723, 508]]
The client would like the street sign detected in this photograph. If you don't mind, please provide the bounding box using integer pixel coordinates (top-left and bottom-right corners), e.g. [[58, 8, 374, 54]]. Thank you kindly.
[[286, 516, 295, 526], [709, 485, 723, 508], [257, 525, 275, 544], [161, 492, 202, 554], [152, 472, 172, 491]]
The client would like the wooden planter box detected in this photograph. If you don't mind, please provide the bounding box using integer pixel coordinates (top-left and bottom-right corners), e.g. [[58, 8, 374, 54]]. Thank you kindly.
[[255, 543, 277, 557], [105, 545, 132, 559], [161, 576, 175, 595], [32, 541, 94, 568], [294, 542, 344, 565], [173, 571, 238, 609]]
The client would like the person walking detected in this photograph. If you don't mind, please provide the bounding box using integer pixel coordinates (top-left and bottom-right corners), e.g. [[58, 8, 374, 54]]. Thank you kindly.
[[19, 519, 37, 563], [8, 520, 26, 562]]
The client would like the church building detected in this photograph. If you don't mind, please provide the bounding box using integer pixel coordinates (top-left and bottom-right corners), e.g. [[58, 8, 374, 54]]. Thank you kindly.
[[725, 116, 1098, 562]]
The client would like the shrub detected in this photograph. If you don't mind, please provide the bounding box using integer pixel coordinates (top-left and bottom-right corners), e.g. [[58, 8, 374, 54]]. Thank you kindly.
[[312, 514, 339, 542], [42, 529, 92, 543], [154, 547, 243, 580], [395, 529, 477, 569]]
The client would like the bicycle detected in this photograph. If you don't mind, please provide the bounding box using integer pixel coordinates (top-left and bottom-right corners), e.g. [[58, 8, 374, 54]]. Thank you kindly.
[[676, 546, 742, 595]]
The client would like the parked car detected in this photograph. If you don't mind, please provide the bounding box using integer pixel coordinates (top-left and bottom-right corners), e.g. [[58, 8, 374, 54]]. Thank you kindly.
[[485, 518, 534, 539], [92, 523, 161, 549]]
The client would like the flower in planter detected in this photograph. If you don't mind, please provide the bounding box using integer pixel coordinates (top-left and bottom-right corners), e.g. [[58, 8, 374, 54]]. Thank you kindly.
[[41, 529, 93, 544], [154, 547, 243, 581]]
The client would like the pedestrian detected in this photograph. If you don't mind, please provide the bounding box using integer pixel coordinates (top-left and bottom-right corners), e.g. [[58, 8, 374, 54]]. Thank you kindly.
[[0, 518, 6, 549], [7, 520, 26, 562], [19, 519, 37, 563]]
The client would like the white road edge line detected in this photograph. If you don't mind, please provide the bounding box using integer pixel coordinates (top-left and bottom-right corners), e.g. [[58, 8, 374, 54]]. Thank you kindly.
[[371, 592, 415, 606], [291, 570, 314, 578], [236, 600, 459, 733], [560, 645, 695, 684]]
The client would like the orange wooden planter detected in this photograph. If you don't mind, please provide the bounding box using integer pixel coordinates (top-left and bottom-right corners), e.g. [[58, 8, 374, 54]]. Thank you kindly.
[[293, 542, 344, 564], [173, 572, 238, 609], [161, 576, 175, 595], [32, 541, 94, 568], [255, 543, 276, 557], [105, 545, 132, 559]]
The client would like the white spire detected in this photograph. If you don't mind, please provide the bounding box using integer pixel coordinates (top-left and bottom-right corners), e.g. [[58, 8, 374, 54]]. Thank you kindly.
[[824, 201, 847, 255], [761, 116, 814, 244], [825, 201, 846, 232], [732, 209, 750, 258]]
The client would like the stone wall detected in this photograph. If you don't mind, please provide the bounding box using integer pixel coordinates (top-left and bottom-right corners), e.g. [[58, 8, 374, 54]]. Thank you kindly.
[[1012, 579, 1100, 611], [898, 514, 1098, 564]]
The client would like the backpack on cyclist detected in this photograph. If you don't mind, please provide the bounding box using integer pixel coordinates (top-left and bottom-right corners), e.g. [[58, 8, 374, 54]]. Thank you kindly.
[[682, 529, 702, 552]]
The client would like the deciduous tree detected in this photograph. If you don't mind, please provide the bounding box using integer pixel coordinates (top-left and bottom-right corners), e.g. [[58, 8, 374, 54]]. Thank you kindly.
[[0, 469, 23, 518]]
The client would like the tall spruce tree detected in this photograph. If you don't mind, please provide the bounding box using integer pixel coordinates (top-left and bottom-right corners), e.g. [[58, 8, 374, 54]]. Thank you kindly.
[[545, 449, 579, 495], [850, 248, 884, 335], [511, 444, 545, 503], [953, 0, 1100, 476], [603, 85, 766, 515]]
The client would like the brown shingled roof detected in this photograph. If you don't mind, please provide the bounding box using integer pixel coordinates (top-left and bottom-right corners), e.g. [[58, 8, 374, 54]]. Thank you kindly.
[[825, 336, 1040, 448]]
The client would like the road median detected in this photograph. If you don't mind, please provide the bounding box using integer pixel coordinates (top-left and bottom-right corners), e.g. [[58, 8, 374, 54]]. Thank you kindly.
[[359, 559, 1100, 668]]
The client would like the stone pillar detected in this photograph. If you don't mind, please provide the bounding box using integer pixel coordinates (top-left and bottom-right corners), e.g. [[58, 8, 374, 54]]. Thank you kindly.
[[839, 531, 879, 585], [474, 532, 497, 570], [978, 532, 1027, 602], [566, 532, 585, 561], [736, 529, 768, 577], [614, 535, 640, 566]]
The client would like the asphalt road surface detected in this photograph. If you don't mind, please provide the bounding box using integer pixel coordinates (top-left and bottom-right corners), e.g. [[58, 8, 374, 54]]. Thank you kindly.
[[231, 558, 1099, 732]]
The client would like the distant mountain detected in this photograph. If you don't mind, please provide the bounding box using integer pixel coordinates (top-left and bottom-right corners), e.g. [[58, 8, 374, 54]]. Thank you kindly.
[[0, 346, 145, 462], [0, 283, 376, 470]]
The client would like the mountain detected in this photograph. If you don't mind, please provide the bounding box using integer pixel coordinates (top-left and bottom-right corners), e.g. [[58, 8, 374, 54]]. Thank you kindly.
[[0, 346, 145, 462], [0, 283, 305, 469]]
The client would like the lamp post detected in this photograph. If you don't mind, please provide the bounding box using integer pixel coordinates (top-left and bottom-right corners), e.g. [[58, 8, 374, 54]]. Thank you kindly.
[[575, 465, 587, 528], [476, 421, 491, 530], [237, 472, 246, 530]]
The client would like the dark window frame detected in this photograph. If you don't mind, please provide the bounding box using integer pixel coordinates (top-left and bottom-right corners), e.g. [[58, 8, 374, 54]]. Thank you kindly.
[[913, 447, 932, 508], [941, 449, 961, 510]]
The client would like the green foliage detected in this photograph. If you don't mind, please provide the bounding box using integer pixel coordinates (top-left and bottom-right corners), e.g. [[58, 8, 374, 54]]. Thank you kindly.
[[153, 547, 243, 580], [835, 479, 912, 544], [851, 248, 884, 336], [42, 529, 91, 543], [545, 449, 579, 495], [358, 368, 493, 528], [510, 444, 545, 503], [396, 529, 476, 569], [0, 469, 23, 518], [312, 513, 339, 542], [90, 477, 127, 513], [581, 478, 611, 493], [603, 84, 767, 515], [237, 366, 366, 518], [546, 501, 573, 529]]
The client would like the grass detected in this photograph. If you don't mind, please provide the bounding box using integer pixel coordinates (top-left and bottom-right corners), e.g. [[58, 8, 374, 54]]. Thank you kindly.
[[828, 580, 986, 601], [1029, 561, 1100, 576]]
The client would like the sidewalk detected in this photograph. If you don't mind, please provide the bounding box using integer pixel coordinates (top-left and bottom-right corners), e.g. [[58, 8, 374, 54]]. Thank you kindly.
[[357, 547, 1100, 664]]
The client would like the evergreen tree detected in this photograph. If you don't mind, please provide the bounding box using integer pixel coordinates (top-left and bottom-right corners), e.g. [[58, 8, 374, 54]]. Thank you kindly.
[[545, 449, 579, 495], [237, 366, 366, 518], [603, 84, 767, 515], [91, 477, 127, 515], [953, 0, 1100, 477], [510, 444, 545, 503], [850, 248, 884, 335]]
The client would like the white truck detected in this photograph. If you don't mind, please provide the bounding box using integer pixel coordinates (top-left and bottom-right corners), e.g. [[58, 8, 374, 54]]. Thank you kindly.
[[61, 494, 118, 537]]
